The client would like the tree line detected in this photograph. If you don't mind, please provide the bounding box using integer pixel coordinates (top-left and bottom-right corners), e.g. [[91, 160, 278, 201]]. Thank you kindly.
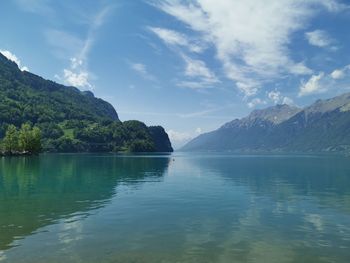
[[0, 123, 41, 155]]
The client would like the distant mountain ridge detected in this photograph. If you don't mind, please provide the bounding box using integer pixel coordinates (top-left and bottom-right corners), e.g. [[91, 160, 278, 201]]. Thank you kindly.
[[182, 92, 350, 153], [0, 52, 173, 152]]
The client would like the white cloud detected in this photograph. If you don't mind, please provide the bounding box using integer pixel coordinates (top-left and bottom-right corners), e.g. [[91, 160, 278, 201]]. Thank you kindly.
[[331, 67, 348, 79], [70, 57, 83, 69], [148, 27, 204, 53], [58, 56, 92, 89], [331, 69, 344, 79], [148, 27, 217, 89], [63, 68, 92, 89], [236, 81, 259, 97], [299, 64, 350, 96], [247, 98, 267, 108], [289, 62, 314, 75], [167, 130, 193, 142], [48, 5, 113, 90], [167, 127, 204, 149], [195, 127, 202, 134], [268, 90, 282, 104], [182, 55, 218, 83], [130, 62, 157, 81], [166, 129, 194, 149], [319, 0, 349, 12], [305, 30, 333, 47], [268, 90, 295, 105], [282, 97, 294, 105], [131, 63, 147, 74], [298, 72, 326, 96], [175, 55, 219, 90], [152, 0, 344, 97], [0, 50, 29, 71]]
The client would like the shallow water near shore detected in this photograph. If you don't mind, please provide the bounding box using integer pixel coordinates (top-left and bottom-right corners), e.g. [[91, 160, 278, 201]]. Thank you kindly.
[[1, 153, 350, 262]]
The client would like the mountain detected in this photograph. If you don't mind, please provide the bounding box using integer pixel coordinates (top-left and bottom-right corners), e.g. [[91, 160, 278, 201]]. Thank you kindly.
[[0, 52, 173, 152], [182, 93, 350, 153]]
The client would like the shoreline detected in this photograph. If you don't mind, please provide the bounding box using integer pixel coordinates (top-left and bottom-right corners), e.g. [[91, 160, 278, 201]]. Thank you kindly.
[[0, 151, 34, 157]]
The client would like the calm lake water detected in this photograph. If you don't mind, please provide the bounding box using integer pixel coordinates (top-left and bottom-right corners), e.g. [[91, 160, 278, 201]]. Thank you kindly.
[[1, 153, 350, 263]]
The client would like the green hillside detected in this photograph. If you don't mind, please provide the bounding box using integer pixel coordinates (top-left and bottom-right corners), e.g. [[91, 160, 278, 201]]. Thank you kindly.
[[0, 53, 173, 153]]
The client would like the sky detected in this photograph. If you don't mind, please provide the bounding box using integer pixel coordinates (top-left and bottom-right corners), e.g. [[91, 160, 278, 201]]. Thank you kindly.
[[1, 0, 350, 148]]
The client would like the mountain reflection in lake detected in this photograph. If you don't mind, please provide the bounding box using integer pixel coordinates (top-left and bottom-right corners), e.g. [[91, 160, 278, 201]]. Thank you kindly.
[[0, 153, 350, 263]]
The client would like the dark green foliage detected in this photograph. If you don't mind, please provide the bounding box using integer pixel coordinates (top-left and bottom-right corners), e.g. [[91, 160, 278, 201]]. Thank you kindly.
[[149, 126, 173, 152], [0, 53, 173, 153], [128, 139, 155, 152]]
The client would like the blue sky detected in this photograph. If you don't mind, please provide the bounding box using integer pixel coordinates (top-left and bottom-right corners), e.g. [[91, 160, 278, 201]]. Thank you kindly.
[[1, 0, 350, 148]]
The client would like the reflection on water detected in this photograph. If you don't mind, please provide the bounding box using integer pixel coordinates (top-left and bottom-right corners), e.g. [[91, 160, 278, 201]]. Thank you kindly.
[[0, 153, 350, 263], [0, 154, 170, 251]]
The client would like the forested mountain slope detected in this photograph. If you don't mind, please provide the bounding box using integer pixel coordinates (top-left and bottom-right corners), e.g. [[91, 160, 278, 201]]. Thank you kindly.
[[0, 53, 173, 152]]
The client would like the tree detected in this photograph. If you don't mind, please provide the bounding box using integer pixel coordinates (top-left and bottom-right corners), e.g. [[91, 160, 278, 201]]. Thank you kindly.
[[18, 123, 32, 152], [30, 126, 42, 153], [18, 123, 42, 153], [3, 125, 19, 153], [128, 139, 155, 152]]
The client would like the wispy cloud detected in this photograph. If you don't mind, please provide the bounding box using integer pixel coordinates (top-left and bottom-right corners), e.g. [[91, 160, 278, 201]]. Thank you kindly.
[[45, 29, 84, 59], [247, 98, 267, 108], [62, 6, 113, 89], [0, 50, 29, 71], [148, 27, 216, 89], [182, 55, 218, 83], [148, 27, 204, 53], [130, 62, 157, 82], [119, 103, 235, 119], [176, 54, 219, 90], [177, 103, 236, 118], [14, 0, 55, 17], [42, 5, 114, 89], [151, 0, 346, 97], [305, 30, 334, 48], [289, 62, 314, 75], [178, 107, 224, 118]]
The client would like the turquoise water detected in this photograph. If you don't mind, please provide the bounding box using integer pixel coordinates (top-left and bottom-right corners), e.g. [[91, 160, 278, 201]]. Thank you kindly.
[[0, 153, 350, 262]]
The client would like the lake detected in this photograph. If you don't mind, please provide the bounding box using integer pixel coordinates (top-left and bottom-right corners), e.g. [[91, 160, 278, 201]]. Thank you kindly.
[[0, 153, 350, 262]]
